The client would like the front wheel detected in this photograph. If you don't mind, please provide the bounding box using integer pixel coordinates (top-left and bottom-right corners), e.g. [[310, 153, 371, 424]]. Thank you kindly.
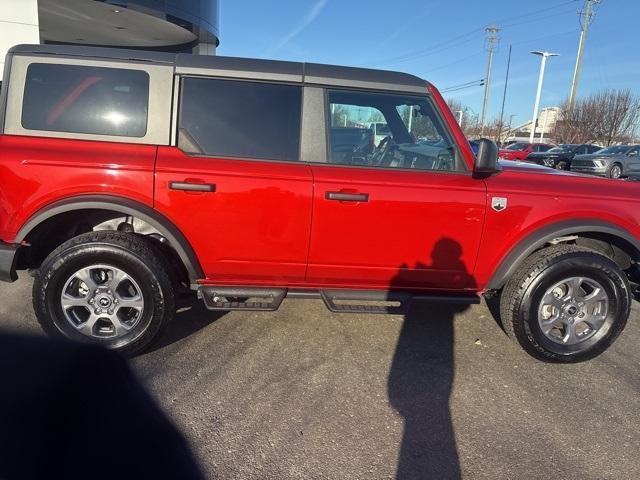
[[608, 163, 622, 179], [499, 244, 631, 363], [33, 231, 175, 356]]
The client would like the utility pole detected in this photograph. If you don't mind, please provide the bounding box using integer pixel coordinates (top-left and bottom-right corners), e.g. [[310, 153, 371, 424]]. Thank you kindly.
[[497, 44, 512, 145], [568, 0, 601, 111], [455, 110, 464, 127], [480, 25, 500, 136]]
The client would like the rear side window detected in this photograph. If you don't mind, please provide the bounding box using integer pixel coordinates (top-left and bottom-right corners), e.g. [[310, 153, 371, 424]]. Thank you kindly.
[[22, 63, 149, 137], [178, 77, 302, 161]]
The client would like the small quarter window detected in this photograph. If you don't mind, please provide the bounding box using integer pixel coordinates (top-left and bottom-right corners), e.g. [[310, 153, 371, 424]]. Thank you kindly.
[[22, 63, 149, 137], [179, 78, 302, 161]]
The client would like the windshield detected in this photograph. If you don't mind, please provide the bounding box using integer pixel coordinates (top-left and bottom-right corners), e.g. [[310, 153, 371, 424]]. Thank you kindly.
[[595, 145, 632, 155], [505, 142, 529, 150], [548, 144, 575, 153]]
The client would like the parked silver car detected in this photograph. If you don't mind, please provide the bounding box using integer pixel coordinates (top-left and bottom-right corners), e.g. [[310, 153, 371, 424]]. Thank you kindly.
[[570, 145, 640, 179]]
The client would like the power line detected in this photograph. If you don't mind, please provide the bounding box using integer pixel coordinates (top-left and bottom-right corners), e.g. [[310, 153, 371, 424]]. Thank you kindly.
[[371, 0, 580, 67], [441, 79, 485, 93], [497, 44, 512, 144]]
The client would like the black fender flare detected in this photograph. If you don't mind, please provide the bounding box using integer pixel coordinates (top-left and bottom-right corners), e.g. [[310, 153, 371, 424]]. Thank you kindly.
[[486, 219, 640, 290], [16, 195, 204, 283]]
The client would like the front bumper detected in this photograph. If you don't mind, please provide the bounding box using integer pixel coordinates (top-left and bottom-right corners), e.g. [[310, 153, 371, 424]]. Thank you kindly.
[[0, 242, 19, 282]]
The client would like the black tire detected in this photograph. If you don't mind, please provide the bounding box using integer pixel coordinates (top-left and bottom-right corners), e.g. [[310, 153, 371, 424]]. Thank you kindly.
[[499, 244, 630, 363], [33, 231, 175, 356], [556, 161, 568, 170], [607, 163, 623, 179]]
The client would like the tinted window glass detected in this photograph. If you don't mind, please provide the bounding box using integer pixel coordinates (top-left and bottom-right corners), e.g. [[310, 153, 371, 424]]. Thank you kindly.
[[327, 90, 464, 171], [22, 63, 149, 137], [179, 77, 301, 161]]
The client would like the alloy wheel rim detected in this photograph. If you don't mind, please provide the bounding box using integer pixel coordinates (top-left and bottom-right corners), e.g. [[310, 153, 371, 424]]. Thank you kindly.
[[611, 166, 621, 178], [60, 264, 145, 339], [537, 276, 609, 345]]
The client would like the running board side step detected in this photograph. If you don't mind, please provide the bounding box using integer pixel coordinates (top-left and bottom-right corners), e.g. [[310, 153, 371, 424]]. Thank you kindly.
[[198, 286, 479, 313], [320, 290, 479, 314], [199, 287, 287, 311]]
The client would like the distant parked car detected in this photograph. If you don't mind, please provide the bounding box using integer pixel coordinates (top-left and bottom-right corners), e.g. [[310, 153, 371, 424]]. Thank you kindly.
[[469, 139, 480, 155], [571, 145, 640, 179], [525, 143, 601, 170], [499, 142, 555, 161]]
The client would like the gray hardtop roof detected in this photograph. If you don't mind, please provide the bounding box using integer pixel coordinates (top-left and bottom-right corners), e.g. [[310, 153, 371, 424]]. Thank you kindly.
[[9, 44, 428, 94]]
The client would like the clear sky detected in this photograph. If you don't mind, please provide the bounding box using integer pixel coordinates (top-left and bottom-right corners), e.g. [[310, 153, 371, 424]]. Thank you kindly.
[[217, 0, 638, 129]]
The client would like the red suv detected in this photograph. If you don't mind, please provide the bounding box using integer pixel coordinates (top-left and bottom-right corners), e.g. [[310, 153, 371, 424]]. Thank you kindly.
[[499, 142, 555, 161], [1, 44, 639, 362]]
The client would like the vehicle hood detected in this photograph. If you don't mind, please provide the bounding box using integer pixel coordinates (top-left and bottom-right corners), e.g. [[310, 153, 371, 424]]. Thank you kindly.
[[574, 153, 624, 161], [526, 151, 562, 158], [498, 159, 566, 174]]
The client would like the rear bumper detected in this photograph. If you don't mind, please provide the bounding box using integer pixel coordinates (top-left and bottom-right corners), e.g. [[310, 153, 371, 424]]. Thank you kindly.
[[0, 242, 19, 282]]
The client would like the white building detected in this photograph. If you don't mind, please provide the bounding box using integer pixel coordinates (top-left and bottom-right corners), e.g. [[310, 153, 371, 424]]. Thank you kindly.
[[1, 0, 220, 80], [505, 107, 560, 142]]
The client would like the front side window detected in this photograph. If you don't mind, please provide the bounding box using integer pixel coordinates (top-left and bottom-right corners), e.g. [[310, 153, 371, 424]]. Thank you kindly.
[[22, 63, 149, 137], [327, 90, 464, 171], [179, 77, 302, 161], [506, 142, 529, 151]]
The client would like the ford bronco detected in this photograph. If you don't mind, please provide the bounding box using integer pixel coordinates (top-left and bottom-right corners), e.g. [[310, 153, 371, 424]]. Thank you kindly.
[[1, 44, 639, 362]]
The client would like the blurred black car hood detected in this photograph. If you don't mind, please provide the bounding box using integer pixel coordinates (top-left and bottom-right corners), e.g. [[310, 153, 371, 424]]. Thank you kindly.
[[574, 153, 624, 161]]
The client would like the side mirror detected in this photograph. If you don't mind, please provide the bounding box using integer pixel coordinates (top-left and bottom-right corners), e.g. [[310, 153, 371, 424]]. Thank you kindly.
[[474, 138, 499, 174]]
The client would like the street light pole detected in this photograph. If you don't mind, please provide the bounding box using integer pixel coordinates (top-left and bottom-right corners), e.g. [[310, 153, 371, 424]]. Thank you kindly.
[[529, 51, 558, 143]]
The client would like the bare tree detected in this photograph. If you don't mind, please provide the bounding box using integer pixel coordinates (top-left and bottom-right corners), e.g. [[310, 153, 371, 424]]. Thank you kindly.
[[445, 99, 479, 137], [553, 89, 640, 145]]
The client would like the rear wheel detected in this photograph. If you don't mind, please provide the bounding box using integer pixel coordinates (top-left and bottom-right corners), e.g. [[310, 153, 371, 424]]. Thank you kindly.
[[33, 231, 175, 356], [499, 244, 630, 363]]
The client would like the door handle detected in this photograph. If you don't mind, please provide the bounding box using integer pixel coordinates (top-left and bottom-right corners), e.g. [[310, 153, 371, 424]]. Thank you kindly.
[[326, 191, 369, 202], [169, 181, 216, 193]]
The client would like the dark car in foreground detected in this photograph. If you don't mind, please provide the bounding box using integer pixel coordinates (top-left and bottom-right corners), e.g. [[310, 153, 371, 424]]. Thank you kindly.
[[571, 145, 640, 179], [526, 144, 601, 170]]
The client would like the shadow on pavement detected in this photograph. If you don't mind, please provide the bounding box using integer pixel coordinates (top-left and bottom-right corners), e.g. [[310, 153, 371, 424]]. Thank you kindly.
[[388, 238, 476, 479], [146, 296, 227, 353]]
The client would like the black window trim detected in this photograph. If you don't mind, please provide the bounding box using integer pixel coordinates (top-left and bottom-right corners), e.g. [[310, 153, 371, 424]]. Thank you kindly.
[[318, 86, 469, 175], [176, 74, 304, 164]]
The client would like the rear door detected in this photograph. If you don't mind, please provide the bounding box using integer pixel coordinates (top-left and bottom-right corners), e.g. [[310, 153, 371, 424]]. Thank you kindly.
[[155, 77, 313, 284], [306, 88, 486, 292]]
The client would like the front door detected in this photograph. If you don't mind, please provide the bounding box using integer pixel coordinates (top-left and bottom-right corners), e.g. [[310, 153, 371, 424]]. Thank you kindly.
[[306, 89, 486, 292], [155, 77, 313, 285]]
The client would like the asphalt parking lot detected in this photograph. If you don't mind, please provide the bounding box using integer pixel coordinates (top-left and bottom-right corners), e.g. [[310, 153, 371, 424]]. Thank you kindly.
[[1, 275, 639, 479]]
